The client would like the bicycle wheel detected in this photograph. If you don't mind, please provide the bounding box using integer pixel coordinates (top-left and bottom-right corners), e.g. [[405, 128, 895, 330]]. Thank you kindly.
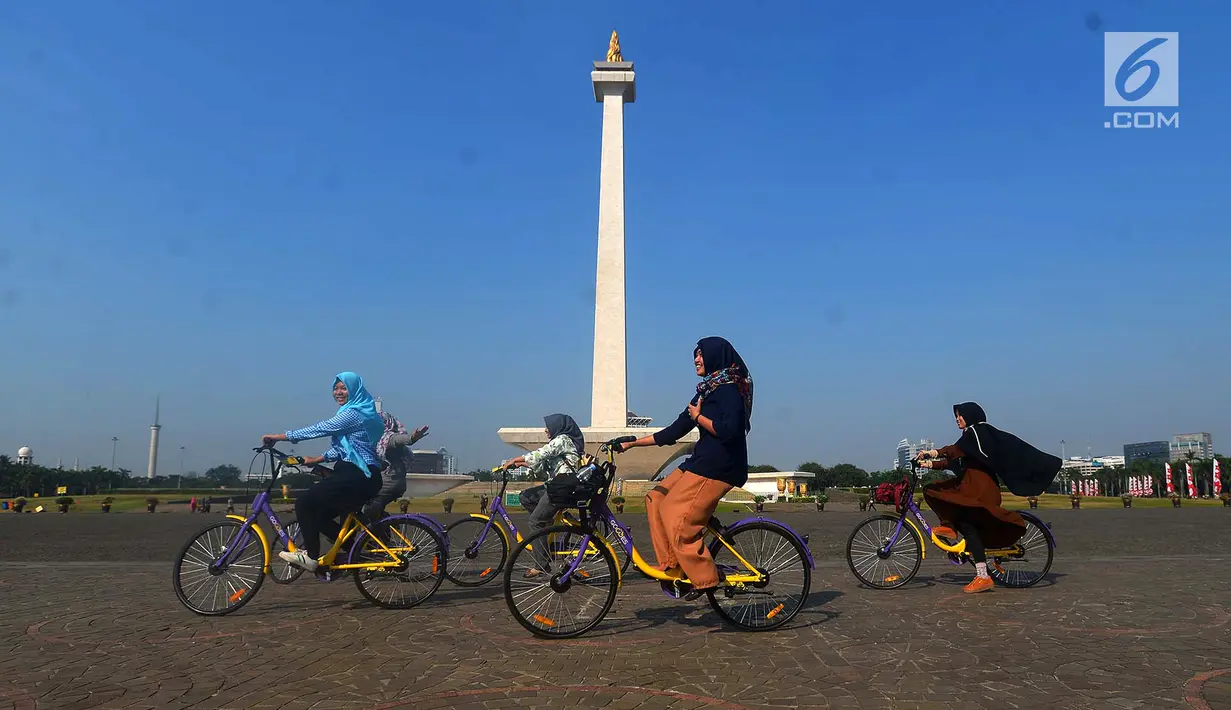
[[845, 514, 924, 590], [173, 520, 266, 616], [707, 520, 811, 631], [444, 517, 508, 587], [989, 514, 1054, 588], [270, 518, 305, 585], [351, 516, 446, 609], [504, 524, 618, 639]]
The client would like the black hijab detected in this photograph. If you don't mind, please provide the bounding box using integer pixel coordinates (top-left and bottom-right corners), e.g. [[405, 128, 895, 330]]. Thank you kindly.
[[695, 336, 754, 432], [544, 413, 585, 455], [951, 401, 1062, 497]]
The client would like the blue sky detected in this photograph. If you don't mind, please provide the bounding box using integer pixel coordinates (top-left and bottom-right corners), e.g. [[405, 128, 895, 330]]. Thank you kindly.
[[2, 2, 1227, 475]]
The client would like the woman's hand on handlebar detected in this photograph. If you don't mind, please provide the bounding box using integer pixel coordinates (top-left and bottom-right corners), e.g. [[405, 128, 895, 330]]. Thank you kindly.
[[260, 433, 288, 447], [613, 434, 655, 453]]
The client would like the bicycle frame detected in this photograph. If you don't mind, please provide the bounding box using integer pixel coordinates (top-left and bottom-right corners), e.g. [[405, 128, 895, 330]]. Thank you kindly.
[[553, 442, 815, 588], [216, 447, 442, 576]]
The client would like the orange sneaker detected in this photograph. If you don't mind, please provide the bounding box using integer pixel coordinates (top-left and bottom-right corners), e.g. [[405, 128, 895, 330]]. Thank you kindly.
[[933, 526, 958, 542], [963, 575, 994, 594]]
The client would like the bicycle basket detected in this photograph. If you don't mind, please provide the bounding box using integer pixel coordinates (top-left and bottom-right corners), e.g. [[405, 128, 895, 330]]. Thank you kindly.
[[545, 465, 604, 508], [873, 479, 910, 510]]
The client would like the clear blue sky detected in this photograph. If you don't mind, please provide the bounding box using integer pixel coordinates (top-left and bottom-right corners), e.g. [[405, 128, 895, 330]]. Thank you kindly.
[[2, 2, 1227, 475]]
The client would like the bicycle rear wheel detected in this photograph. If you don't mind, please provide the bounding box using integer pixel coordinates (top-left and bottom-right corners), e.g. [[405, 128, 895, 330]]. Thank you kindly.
[[845, 514, 923, 589], [504, 524, 618, 639], [172, 520, 266, 616], [270, 518, 305, 585], [707, 520, 811, 631], [989, 514, 1054, 588], [444, 517, 508, 587], [351, 516, 446, 609]]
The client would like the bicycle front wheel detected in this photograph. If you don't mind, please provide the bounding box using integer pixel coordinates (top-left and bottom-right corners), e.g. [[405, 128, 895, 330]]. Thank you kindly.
[[707, 520, 811, 631], [172, 520, 266, 616], [351, 517, 446, 609], [846, 514, 923, 589], [270, 518, 305, 585], [444, 517, 508, 586], [504, 524, 618, 639]]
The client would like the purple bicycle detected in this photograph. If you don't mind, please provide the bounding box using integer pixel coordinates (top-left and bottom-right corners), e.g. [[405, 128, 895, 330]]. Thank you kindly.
[[444, 464, 631, 587], [503, 437, 815, 639], [172, 445, 448, 615], [845, 460, 1055, 589]]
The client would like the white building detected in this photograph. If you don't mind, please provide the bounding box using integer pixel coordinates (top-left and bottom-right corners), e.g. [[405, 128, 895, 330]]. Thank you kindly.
[[16, 446, 33, 465], [1061, 455, 1125, 477], [742, 471, 816, 502], [896, 438, 935, 470]]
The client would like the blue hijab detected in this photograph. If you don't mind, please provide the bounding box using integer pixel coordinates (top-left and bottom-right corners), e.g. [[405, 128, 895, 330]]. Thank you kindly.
[[335, 371, 384, 477]]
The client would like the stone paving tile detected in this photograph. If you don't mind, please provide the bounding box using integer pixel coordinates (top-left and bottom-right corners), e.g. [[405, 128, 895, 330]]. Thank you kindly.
[[3, 511, 1231, 708]]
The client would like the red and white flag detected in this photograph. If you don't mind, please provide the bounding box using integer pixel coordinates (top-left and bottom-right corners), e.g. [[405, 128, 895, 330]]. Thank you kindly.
[[1186, 463, 1196, 497], [1131, 477, 1139, 497], [1215, 459, 1223, 496], [1166, 463, 1174, 494], [1071, 480, 1077, 495]]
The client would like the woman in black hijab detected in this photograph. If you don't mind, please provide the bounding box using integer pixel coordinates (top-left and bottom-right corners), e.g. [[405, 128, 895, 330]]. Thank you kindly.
[[501, 413, 585, 576], [918, 402, 1060, 594], [619, 337, 753, 600]]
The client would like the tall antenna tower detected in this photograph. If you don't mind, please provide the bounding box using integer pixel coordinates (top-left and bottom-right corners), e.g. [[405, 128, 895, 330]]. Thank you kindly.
[[147, 396, 161, 479]]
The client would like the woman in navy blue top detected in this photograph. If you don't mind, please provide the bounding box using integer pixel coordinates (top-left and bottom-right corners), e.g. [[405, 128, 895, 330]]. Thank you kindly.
[[619, 337, 753, 599]]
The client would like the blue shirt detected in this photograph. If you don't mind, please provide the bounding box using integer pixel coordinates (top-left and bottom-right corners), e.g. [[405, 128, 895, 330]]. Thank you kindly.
[[285, 409, 380, 469]]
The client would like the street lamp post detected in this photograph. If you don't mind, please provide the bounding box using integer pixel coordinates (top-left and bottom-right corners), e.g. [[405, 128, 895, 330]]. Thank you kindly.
[[111, 437, 119, 469], [180, 446, 186, 477]]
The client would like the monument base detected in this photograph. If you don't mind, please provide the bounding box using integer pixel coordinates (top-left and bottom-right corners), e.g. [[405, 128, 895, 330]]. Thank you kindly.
[[497, 426, 699, 478], [405, 473, 474, 499]]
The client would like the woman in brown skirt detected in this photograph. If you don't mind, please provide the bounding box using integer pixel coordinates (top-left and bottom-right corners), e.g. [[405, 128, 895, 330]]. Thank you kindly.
[[918, 402, 1028, 594]]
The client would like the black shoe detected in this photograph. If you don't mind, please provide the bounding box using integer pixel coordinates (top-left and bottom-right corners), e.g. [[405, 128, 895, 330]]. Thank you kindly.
[[683, 586, 717, 601]]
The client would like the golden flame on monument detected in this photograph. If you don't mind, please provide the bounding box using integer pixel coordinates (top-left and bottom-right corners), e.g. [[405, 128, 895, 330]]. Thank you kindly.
[[606, 30, 623, 62]]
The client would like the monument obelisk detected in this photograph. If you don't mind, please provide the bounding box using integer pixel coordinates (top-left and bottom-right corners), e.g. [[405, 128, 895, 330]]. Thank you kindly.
[[498, 31, 696, 477], [589, 30, 634, 428]]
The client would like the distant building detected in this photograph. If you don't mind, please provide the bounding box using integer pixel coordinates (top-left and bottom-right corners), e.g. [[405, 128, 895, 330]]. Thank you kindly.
[[1124, 441, 1170, 465], [1062, 455, 1124, 477], [409, 448, 458, 475], [16, 446, 33, 465], [896, 438, 935, 470], [626, 410, 653, 427], [1171, 433, 1213, 461]]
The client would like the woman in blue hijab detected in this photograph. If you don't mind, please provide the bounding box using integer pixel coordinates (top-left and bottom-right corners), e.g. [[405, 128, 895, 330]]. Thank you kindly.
[[261, 371, 387, 573]]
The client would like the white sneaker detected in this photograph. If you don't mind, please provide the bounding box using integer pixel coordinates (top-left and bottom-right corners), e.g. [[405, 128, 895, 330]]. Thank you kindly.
[[278, 550, 319, 572]]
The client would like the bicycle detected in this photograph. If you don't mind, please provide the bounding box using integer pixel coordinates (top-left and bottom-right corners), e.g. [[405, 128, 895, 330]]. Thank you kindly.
[[444, 464, 630, 586], [267, 462, 450, 586], [845, 460, 1056, 590], [172, 445, 448, 615], [502, 437, 815, 639]]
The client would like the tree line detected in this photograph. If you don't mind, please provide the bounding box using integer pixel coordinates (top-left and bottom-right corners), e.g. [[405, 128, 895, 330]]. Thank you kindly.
[[750, 453, 1230, 496], [0, 456, 324, 497]]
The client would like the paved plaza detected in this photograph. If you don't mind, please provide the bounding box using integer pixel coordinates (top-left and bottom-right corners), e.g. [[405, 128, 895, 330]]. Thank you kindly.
[[2, 508, 1229, 709]]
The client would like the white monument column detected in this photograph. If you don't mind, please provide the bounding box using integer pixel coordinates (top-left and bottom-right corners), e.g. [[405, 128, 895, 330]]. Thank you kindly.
[[497, 32, 697, 478], [589, 31, 636, 428], [147, 396, 161, 479]]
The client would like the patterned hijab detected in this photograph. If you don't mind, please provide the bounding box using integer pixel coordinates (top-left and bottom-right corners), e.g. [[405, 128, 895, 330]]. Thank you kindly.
[[694, 336, 754, 432]]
